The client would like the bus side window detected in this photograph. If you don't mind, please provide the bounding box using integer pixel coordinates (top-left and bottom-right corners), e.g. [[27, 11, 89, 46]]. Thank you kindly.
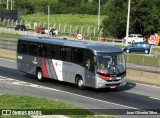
[[59, 47, 71, 61], [50, 50, 56, 59], [42, 46, 47, 57], [38, 44, 48, 57], [18, 42, 27, 54], [72, 48, 83, 64], [28, 43, 38, 56]]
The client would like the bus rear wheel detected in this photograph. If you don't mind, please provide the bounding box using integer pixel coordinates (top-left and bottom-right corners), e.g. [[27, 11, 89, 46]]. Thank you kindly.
[[76, 76, 84, 89], [36, 69, 44, 82]]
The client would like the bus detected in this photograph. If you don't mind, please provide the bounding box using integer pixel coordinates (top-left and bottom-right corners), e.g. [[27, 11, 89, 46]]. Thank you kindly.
[[17, 36, 126, 89]]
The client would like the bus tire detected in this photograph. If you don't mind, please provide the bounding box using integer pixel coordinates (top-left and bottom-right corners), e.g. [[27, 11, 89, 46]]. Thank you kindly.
[[36, 69, 44, 82], [76, 76, 84, 89]]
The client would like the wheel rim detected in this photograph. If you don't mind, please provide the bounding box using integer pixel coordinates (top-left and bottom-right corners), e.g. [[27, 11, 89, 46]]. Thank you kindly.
[[145, 50, 148, 54], [126, 49, 129, 53], [78, 79, 83, 87], [37, 71, 42, 80]]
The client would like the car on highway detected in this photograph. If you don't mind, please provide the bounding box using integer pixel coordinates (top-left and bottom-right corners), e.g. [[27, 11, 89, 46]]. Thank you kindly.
[[123, 34, 144, 43], [123, 42, 151, 54], [35, 27, 46, 34], [15, 25, 27, 31]]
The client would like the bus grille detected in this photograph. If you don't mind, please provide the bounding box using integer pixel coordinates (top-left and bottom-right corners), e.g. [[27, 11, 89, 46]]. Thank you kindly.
[[105, 83, 121, 86], [106, 80, 120, 82]]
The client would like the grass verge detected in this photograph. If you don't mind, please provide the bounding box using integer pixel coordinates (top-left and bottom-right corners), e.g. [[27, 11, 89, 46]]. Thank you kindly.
[[0, 94, 112, 118], [0, 33, 21, 39], [125, 54, 160, 67]]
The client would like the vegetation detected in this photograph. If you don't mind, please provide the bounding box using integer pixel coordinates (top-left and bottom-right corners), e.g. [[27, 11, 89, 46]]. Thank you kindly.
[[0, 94, 97, 118], [0, 0, 160, 38], [102, 0, 160, 38], [125, 54, 160, 67], [0, 94, 112, 118], [22, 14, 105, 29], [0, 32, 20, 39]]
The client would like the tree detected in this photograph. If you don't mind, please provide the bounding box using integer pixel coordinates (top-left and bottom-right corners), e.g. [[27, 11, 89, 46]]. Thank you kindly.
[[102, 0, 127, 38], [14, 0, 34, 14], [102, 0, 160, 38]]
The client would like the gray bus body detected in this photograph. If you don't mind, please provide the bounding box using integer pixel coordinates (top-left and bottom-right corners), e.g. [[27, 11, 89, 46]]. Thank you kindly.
[[17, 36, 126, 89]]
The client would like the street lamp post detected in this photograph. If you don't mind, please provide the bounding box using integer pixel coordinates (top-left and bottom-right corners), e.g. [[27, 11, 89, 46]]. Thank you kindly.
[[98, 0, 100, 31], [125, 0, 131, 46], [48, 5, 50, 35]]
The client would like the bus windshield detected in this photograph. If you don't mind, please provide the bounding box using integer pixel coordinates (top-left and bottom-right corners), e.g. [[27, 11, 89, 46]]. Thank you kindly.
[[96, 53, 126, 75]]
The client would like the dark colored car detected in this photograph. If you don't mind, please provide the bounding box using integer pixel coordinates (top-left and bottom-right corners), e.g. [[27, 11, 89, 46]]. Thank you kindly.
[[15, 25, 27, 31], [35, 27, 46, 34], [123, 42, 151, 54]]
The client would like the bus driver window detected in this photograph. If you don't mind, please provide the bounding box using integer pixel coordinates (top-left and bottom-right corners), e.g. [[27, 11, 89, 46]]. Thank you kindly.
[[86, 58, 91, 70]]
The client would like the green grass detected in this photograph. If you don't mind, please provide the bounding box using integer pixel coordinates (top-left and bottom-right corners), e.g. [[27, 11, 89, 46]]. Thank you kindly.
[[22, 13, 106, 36], [152, 48, 160, 52], [0, 33, 20, 39], [125, 54, 160, 67], [22, 13, 106, 28], [0, 94, 102, 118], [0, 94, 112, 118]]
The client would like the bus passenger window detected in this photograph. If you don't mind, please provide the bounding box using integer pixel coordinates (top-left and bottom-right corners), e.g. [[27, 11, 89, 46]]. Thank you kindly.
[[28, 44, 38, 56], [38, 45, 47, 57], [59, 47, 71, 61], [20, 43, 27, 54], [51, 50, 56, 58], [72, 49, 83, 64]]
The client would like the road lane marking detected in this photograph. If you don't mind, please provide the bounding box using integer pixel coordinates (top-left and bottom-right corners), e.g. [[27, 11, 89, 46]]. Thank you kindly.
[[149, 97, 160, 101], [0, 76, 137, 109], [136, 83, 160, 89]]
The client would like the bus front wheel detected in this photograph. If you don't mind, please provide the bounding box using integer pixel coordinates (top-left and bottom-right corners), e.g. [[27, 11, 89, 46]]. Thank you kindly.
[[76, 76, 84, 89], [36, 69, 44, 82]]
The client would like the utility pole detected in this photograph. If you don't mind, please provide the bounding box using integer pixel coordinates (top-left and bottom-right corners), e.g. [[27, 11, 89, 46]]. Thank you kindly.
[[98, 0, 100, 31], [125, 0, 131, 46], [11, 0, 12, 10], [6, 0, 9, 10], [48, 5, 50, 35]]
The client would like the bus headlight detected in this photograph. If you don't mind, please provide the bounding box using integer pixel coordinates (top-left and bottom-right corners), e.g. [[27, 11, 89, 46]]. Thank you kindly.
[[97, 77, 102, 82]]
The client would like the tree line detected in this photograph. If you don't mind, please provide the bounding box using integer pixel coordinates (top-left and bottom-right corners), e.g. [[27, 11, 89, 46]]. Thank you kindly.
[[0, 0, 160, 38]]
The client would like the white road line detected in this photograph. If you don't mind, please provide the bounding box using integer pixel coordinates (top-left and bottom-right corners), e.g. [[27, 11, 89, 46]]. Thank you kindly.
[[0, 76, 137, 109], [149, 97, 160, 101], [0, 58, 16, 62], [136, 83, 160, 89], [54, 88, 138, 109]]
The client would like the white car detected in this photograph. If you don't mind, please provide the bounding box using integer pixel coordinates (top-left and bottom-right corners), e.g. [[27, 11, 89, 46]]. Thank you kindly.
[[44, 29, 49, 34], [124, 34, 144, 43]]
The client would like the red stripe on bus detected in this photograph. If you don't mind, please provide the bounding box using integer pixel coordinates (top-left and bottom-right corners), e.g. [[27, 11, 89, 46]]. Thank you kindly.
[[42, 58, 49, 78], [100, 76, 110, 80]]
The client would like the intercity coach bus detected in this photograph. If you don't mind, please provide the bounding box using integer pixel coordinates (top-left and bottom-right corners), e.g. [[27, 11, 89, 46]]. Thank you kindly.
[[17, 36, 126, 89]]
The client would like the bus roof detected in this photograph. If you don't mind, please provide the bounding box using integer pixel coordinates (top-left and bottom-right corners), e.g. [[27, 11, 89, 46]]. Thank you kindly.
[[18, 36, 122, 53]]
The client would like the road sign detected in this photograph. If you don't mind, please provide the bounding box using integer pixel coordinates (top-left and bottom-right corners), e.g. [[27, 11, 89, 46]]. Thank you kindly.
[[76, 33, 83, 40], [149, 35, 156, 42]]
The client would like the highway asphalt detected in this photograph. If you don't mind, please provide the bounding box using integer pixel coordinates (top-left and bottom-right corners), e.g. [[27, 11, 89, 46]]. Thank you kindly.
[[0, 58, 160, 117]]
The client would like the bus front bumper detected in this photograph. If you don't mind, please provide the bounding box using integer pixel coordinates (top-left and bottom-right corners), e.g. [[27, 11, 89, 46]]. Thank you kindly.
[[96, 76, 126, 89]]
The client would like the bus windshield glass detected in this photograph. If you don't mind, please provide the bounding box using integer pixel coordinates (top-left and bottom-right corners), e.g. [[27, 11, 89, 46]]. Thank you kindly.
[[96, 53, 126, 75]]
